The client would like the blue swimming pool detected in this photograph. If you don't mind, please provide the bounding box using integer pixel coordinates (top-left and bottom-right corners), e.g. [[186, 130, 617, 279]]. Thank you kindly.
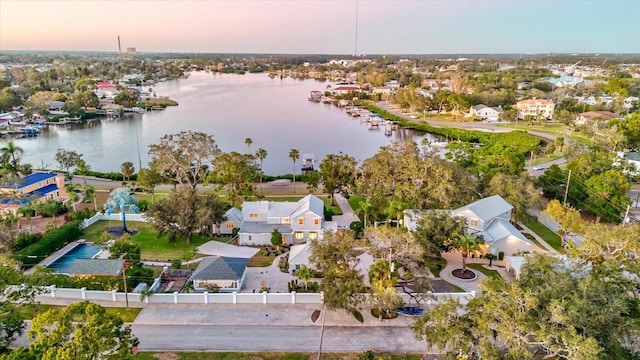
[[47, 243, 103, 272]]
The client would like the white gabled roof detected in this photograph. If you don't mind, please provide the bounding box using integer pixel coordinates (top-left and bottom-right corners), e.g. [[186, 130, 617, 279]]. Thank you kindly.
[[224, 207, 243, 222], [290, 195, 324, 219], [476, 218, 530, 244], [453, 195, 513, 222], [242, 195, 324, 220], [288, 243, 313, 267]]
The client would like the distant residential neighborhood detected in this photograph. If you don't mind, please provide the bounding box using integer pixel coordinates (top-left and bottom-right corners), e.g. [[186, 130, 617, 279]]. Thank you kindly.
[[1, 52, 639, 359]]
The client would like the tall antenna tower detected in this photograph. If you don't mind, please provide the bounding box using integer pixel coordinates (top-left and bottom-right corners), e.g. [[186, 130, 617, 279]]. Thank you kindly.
[[117, 35, 122, 53], [353, 0, 359, 56]]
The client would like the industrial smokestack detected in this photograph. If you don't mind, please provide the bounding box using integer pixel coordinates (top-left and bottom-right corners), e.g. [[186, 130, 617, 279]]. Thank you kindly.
[[118, 36, 122, 53]]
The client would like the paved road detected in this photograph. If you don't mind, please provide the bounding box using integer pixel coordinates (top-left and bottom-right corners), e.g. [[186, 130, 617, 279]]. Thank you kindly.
[[132, 324, 426, 353]]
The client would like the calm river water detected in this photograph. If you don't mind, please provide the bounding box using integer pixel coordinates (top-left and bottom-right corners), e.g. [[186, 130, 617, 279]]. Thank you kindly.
[[7, 72, 431, 176]]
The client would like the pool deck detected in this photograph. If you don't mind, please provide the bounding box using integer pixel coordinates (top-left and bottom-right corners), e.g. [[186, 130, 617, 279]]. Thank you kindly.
[[23, 240, 107, 275]]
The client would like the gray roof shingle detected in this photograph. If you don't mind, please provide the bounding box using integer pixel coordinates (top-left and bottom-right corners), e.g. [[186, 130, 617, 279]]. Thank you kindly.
[[190, 256, 248, 281]]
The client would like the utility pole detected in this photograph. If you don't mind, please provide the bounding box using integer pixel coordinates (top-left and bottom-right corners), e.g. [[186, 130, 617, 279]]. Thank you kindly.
[[122, 260, 130, 308], [563, 169, 572, 206], [622, 205, 631, 226], [635, 191, 639, 208], [317, 303, 326, 360]]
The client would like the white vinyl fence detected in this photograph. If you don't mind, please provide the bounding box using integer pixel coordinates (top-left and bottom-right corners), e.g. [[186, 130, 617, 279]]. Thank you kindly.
[[81, 212, 147, 229], [42, 285, 475, 306]]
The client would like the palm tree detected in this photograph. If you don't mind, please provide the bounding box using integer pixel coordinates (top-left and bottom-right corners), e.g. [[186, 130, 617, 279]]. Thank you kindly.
[[244, 137, 253, 154], [255, 148, 267, 194], [0, 141, 24, 168], [451, 233, 484, 273], [83, 185, 97, 212], [289, 149, 299, 194], [1, 141, 25, 178], [296, 265, 313, 291], [75, 159, 91, 186], [121, 162, 135, 183], [357, 200, 373, 228]]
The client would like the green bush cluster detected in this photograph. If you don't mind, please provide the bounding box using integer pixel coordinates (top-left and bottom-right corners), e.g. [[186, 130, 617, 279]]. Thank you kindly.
[[288, 279, 319, 293], [260, 244, 289, 257], [11, 233, 42, 252], [14, 220, 84, 268], [69, 208, 96, 221], [278, 254, 289, 273]]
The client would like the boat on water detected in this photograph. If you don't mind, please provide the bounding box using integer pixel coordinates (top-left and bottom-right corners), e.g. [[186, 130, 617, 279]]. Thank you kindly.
[[308, 91, 322, 102], [428, 141, 449, 147], [384, 121, 393, 136], [19, 126, 41, 134], [9, 120, 27, 126]]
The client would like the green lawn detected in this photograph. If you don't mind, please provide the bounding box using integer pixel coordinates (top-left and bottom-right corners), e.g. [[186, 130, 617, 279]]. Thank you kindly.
[[523, 232, 547, 251], [247, 252, 276, 267], [83, 221, 225, 261], [425, 257, 447, 277], [136, 352, 421, 360], [347, 195, 364, 218], [466, 263, 501, 279], [17, 304, 141, 322], [523, 218, 564, 252]]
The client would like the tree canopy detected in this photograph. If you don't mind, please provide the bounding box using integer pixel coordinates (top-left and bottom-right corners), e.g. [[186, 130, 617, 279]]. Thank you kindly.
[[148, 131, 219, 189], [26, 301, 139, 360]]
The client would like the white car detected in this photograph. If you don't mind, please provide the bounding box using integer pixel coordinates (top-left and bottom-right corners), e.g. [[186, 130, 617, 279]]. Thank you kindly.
[[409, 115, 418, 119]]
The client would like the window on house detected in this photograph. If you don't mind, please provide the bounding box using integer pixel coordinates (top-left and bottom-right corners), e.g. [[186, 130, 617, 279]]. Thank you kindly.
[[314, 218, 319, 225], [298, 218, 304, 225], [56, 191, 59, 197], [470, 219, 478, 227], [309, 232, 317, 240], [248, 236, 252, 241], [249, 213, 258, 219], [226, 222, 234, 229], [281, 235, 286, 244]]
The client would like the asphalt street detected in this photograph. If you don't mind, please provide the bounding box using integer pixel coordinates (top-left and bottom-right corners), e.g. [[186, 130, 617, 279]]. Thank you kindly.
[[132, 324, 426, 353]]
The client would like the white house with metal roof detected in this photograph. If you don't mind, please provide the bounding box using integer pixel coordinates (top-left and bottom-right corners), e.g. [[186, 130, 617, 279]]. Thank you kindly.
[[404, 195, 533, 256], [238, 195, 334, 246]]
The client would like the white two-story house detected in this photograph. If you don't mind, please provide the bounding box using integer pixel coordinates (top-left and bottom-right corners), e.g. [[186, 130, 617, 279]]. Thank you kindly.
[[404, 195, 533, 256], [237, 195, 334, 246]]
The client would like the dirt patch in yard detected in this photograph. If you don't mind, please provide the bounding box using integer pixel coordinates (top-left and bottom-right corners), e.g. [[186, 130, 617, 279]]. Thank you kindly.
[[18, 215, 67, 235]]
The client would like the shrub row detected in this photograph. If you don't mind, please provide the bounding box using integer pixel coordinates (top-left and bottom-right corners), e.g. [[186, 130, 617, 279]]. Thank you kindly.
[[14, 220, 84, 268], [74, 170, 138, 182]]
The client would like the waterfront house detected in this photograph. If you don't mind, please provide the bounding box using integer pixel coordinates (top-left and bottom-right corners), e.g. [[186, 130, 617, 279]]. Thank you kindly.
[[575, 111, 620, 126], [189, 256, 248, 292], [0, 172, 67, 215], [238, 195, 332, 246], [514, 99, 555, 120], [403, 195, 533, 256], [333, 85, 362, 95], [468, 104, 503, 122]]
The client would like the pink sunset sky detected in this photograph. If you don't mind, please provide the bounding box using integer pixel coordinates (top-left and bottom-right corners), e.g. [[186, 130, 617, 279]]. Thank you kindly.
[[1, 0, 639, 54]]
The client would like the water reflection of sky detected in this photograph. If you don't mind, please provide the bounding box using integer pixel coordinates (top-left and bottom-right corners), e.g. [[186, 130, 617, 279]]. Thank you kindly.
[[8, 72, 434, 175]]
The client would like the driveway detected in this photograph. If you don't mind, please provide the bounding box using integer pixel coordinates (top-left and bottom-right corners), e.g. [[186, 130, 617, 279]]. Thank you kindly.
[[332, 193, 360, 228], [242, 253, 296, 293]]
